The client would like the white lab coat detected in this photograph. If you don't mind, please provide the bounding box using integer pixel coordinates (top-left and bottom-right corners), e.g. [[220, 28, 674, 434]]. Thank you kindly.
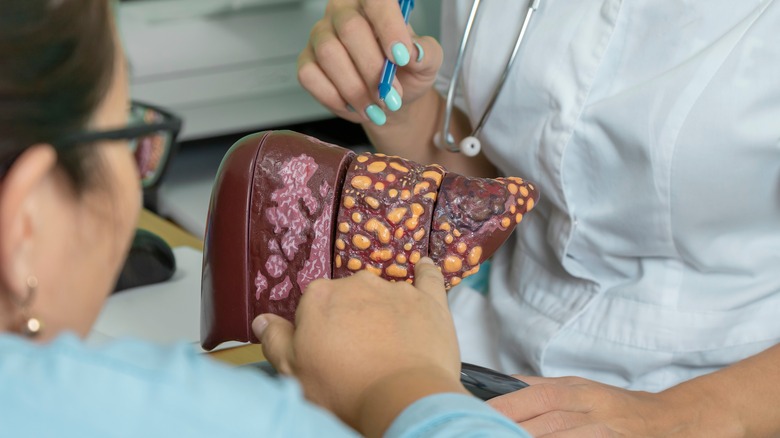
[[439, 0, 780, 391]]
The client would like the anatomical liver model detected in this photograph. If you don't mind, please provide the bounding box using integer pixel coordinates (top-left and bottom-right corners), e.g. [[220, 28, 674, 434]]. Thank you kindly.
[[201, 131, 539, 350]]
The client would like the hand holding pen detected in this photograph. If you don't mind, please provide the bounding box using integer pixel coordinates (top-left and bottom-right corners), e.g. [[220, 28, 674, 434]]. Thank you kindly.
[[298, 0, 443, 126], [378, 0, 415, 101]]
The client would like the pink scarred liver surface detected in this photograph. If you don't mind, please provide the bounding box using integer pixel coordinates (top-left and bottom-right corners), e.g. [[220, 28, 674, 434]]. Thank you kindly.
[[249, 133, 354, 324]]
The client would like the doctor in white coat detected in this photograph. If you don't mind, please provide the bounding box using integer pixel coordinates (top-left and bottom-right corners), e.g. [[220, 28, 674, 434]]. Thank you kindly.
[[298, 0, 780, 436]]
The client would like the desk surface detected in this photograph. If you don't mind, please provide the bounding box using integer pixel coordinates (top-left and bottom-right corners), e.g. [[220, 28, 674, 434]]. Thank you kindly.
[[137, 209, 266, 366], [138, 209, 204, 250]]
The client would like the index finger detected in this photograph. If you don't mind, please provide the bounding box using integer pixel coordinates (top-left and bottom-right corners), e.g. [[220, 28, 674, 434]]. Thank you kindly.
[[360, 0, 415, 66], [413, 257, 447, 306], [487, 383, 592, 423]]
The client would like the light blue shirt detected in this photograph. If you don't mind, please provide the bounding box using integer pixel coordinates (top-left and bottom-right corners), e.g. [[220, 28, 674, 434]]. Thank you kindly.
[[440, 0, 780, 391], [0, 333, 529, 437]]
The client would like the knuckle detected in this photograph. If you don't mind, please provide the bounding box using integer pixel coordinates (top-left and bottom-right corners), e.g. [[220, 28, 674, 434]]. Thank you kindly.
[[560, 376, 585, 385], [353, 270, 386, 288], [309, 19, 331, 42], [334, 10, 366, 39], [313, 37, 342, 61], [305, 278, 331, 296], [339, 84, 368, 106], [533, 384, 563, 410]]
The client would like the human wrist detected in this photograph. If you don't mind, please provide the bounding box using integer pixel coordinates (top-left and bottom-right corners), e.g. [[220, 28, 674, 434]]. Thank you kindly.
[[656, 379, 744, 437], [354, 366, 469, 438]]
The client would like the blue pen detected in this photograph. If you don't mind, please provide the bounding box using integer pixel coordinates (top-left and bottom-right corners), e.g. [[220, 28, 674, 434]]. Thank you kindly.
[[378, 0, 415, 100]]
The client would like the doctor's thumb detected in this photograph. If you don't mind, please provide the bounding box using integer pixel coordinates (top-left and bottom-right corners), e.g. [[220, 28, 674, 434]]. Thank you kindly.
[[254, 314, 295, 375]]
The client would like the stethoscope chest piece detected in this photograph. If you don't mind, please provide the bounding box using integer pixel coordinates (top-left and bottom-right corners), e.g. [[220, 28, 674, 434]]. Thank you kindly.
[[433, 132, 481, 157], [458, 136, 481, 157]]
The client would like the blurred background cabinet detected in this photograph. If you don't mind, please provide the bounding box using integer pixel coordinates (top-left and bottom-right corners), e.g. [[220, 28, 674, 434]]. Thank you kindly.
[[118, 0, 442, 236]]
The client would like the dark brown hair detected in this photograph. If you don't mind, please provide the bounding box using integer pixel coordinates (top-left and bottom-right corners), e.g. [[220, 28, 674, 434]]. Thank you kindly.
[[0, 0, 116, 191]]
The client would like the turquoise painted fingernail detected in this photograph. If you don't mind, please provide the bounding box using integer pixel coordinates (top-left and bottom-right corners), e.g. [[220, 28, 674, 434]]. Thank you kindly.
[[391, 43, 410, 67], [414, 42, 424, 62], [384, 87, 402, 112], [365, 104, 387, 126]]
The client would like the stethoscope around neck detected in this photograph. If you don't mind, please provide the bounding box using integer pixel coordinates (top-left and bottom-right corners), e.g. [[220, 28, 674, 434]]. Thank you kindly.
[[434, 0, 541, 157]]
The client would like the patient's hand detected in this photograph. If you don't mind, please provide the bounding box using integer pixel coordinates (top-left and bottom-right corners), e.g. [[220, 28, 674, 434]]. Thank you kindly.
[[254, 258, 467, 435]]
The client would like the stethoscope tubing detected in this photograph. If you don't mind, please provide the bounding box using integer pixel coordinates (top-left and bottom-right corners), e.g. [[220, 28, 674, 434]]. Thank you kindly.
[[437, 0, 541, 155], [440, 0, 483, 152]]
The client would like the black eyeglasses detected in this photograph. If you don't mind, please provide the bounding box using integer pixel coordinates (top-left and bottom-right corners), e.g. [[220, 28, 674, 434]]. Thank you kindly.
[[55, 100, 182, 191]]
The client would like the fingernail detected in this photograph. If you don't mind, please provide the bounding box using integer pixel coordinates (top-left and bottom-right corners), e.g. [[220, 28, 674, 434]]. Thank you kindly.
[[384, 87, 402, 112], [418, 257, 434, 265], [413, 42, 424, 62], [391, 42, 410, 67], [346, 104, 356, 113], [252, 315, 269, 336], [365, 104, 387, 126]]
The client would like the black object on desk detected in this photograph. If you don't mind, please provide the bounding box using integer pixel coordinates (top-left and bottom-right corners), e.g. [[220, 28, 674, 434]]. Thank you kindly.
[[244, 361, 528, 401], [113, 229, 177, 293], [459, 362, 528, 400]]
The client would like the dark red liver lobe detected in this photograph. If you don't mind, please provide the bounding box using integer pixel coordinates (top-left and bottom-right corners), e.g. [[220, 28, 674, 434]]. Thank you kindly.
[[429, 175, 539, 289]]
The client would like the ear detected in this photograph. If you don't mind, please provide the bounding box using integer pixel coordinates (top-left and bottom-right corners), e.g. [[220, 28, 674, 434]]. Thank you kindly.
[[0, 144, 58, 300]]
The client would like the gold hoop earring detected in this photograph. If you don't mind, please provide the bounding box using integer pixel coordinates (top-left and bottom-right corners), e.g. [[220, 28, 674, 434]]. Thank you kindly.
[[18, 275, 42, 338]]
